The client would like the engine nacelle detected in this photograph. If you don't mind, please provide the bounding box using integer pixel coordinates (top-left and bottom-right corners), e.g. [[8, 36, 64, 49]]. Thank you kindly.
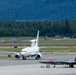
[[35, 52, 42, 60], [15, 53, 20, 58]]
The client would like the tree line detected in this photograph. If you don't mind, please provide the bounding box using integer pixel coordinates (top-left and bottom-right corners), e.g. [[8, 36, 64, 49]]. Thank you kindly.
[[0, 19, 76, 37]]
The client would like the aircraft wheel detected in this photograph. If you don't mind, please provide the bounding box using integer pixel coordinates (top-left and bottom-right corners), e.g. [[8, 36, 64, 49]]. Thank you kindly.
[[53, 65, 55, 68], [22, 55, 26, 60], [35, 57, 40, 60], [35, 57, 38, 60], [69, 64, 74, 68]]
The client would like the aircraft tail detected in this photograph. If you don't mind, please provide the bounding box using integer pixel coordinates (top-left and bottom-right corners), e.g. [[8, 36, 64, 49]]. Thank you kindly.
[[29, 30, 39, 47], [35, 30, 39, 47]]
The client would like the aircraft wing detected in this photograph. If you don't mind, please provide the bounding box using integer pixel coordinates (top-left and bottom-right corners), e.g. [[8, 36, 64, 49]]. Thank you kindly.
[[39, 60, 76, 65], [61, 61, 76, 65], [30, 53, 37, 56], [30, 52, 42, 57], [40, 60, 65, 65]]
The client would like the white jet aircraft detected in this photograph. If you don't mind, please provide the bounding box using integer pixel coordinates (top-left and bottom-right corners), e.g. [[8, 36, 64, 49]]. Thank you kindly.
[[15, 30, 42, 60]]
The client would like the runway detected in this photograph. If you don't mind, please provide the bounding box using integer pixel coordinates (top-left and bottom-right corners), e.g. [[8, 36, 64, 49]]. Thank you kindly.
[[0, 52, 76, 75]]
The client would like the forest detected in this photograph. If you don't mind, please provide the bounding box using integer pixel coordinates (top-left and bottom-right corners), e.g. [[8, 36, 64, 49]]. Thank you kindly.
[[0, 19, 76, 37]]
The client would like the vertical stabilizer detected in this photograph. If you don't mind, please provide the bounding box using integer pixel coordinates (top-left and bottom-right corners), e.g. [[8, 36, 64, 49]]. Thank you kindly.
[[36, 30, 39, 47]]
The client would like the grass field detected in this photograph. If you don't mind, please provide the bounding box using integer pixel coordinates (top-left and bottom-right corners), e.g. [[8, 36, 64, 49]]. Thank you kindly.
[[0, 37, 76, 52], [0, 47, 76, 52], [0, 37, 76, 46]]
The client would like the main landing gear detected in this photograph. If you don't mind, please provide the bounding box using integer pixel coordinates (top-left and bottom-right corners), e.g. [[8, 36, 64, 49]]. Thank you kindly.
[[69, 64, 74, 68], [22, 55, 26, 60]]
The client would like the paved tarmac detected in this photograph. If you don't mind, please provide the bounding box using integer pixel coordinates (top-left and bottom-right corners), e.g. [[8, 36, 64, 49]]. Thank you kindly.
[[0, 64, 76, 75], [0, 52, 76, 75]]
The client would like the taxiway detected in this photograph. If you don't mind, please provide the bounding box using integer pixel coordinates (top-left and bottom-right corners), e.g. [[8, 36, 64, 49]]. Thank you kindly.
[[0, 52, 76, 75]]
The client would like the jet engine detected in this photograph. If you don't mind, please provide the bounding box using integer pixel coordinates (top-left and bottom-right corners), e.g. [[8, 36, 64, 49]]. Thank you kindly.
[[35, 52, 42, 60], [15, 53, 20, 58]]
